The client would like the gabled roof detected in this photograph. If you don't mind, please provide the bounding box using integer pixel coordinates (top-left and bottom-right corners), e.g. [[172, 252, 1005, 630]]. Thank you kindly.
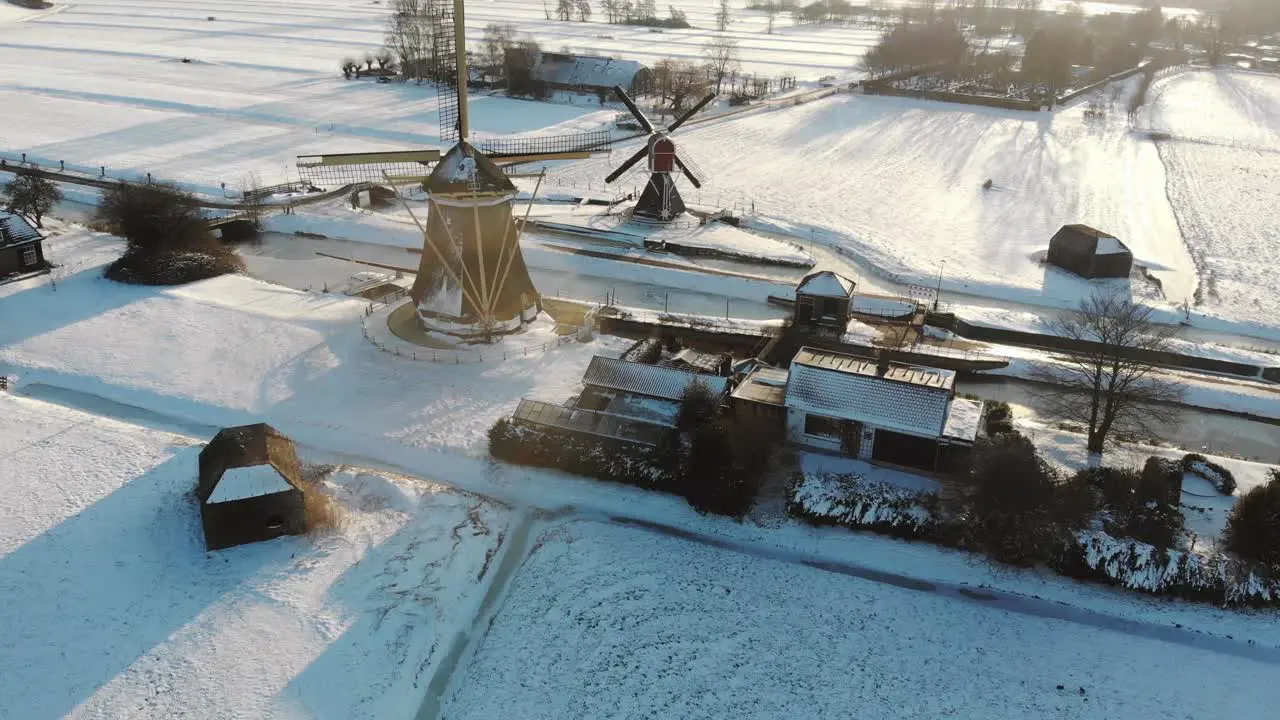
[[796, 270, 855, 298], [531, 51, 646, 89], [582, 356, 729, 402], [197, 423, 302, 503], [785, 348, 952, 438], [1052, 224, 1130, 257], [0, 212, 42, 250]]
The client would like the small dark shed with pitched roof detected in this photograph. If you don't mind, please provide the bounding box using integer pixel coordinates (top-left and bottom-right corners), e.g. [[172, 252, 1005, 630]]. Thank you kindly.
[[1047, 224, 1133, 279], [197, 424, 306, 551]]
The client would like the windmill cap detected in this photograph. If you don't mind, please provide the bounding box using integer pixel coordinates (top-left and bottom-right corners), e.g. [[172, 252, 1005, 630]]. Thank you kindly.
[[427, 141, 517, 196]]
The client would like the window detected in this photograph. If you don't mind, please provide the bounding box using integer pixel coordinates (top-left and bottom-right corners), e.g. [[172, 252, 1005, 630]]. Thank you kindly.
[[21, 247, 38, 267], [804, 414, 842, 439], [265, 515, 285, 530]]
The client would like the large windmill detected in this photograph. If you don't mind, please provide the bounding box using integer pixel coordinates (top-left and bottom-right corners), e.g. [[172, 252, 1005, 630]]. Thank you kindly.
[[304, 0, 596, 341], [604, 86, 715, 221]]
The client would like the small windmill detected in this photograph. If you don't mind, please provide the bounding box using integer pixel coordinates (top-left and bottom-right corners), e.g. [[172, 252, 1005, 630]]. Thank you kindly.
[[605, 86, 715, 221]]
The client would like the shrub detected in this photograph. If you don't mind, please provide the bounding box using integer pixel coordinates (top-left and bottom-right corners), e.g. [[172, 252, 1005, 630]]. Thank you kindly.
[[1071, 464, 1184, 550], [787, 471, 941, 540], [1223, 471, 1280, 570], [982, 400, 1014, 436], [97, 181, 243, 285], [1182, 453, 1236, 495], [304, 488, 345, 533], [675, 379, 719, 433], [958, 433, 1094, 566], [488, 418, 678, 491]]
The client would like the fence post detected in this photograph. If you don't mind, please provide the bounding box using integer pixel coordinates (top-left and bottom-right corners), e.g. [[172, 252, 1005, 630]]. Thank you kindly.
[[21, 153, 26, 163], [60, 160, 65, 171], [100, 166, 106, 177]]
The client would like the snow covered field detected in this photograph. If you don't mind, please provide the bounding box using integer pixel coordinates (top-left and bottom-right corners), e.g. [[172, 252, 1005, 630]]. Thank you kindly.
[[1146, 69, 1280, 334], [550, 75, 1199, 309], [0, 393, 512, 719], [445, 519, 1277, 719]]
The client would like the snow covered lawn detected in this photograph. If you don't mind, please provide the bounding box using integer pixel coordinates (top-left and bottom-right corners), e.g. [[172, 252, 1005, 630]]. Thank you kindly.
[[444, 519, 1276, 719], [0, 394, 513, 719]]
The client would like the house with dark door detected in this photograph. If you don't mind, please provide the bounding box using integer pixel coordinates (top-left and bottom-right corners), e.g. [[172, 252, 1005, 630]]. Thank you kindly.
[[197, 424, 307, 551], [0, 212, 47, 279], [780, 347, 982, 473], [793, 271, 855, 331]]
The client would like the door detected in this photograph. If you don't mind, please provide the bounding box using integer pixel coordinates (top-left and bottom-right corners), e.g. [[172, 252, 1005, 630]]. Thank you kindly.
[[840, 421, 862, 457]]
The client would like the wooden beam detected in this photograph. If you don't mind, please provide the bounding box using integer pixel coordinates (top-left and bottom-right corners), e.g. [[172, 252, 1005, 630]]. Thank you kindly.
[[493, 151, 594, 165], [296, 150, 441, 167]]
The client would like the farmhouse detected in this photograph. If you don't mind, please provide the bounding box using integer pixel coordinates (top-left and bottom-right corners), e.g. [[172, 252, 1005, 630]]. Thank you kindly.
[[792, 270, 856, 330], [527, 51, 652, 95], [742, 347, 983, 473], [0, 212, 46, 279], [1046, 224, 1133, 279], [197, 424, 306, 551]]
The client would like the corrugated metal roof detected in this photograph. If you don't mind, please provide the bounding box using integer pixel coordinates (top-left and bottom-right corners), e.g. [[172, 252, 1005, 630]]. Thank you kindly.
[[786, 348, 952, 437], [796, 270, 855, 298], [532, 52, 646, 90], [582, 356, 729, 401], [0, 212, 42, 249]]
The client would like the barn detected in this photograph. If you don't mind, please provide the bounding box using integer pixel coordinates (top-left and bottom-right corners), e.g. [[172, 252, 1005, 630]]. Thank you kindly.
[[1046, 224, 1133, 279], [527, 51, 652, 96], [197, 424, 306, 551], [0, 211, 47, 279]]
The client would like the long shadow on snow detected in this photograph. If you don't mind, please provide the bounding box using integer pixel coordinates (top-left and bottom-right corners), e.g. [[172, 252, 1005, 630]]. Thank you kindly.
[[0, 265, 144, 348], [276, 475, 506, 719], [0, 450, 276, 719]]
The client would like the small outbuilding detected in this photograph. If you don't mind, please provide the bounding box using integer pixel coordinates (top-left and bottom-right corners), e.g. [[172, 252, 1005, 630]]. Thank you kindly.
[[793, 270, 856, 330], [1046, 224, 1133, 279], [197, 424, 306, 551], [0, 212, 47, 279]]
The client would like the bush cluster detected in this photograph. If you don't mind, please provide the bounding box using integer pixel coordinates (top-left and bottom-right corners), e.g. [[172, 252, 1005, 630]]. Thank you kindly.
[[97, 182, 243, 285], [1182, 453, 1237, 495], [982, 401, 1014, 437], [1223, 470, 1280, 571]]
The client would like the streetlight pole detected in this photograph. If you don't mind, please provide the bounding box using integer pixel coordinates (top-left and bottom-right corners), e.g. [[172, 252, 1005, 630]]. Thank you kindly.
[[933, 261, 945, 312]]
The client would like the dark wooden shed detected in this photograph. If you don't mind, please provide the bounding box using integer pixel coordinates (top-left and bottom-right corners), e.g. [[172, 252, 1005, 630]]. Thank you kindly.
[[197, 424, 306, 551], [0, 212, 47, 279], [1047, 224, 1133, 279], [793, 271, 856, 330]]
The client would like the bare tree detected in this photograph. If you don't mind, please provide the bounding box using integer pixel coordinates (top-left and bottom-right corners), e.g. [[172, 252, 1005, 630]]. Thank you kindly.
[[636, 0, 657, 21], [481, 22, 516, 74], [602, 0, 619, 22], [1031, 291, 1184, 455], [575, 0, 593, 21], [703, 36, 739, 94], [2, 169, 63, 229], [556, 0, 574, 20], [652, 57, 708, 113], [763, 1, 780, 33], [385, 0, 430, 83], [715, 0, 732, 31]]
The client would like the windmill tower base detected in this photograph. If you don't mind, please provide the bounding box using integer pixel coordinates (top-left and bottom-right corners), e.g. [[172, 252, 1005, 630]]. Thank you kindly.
[[633, 173, 686, 221], [416, 300, 542, 345]]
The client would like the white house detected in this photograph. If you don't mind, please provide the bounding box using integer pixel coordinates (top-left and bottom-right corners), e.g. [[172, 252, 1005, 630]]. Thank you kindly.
[[782, 347, 982, 472]]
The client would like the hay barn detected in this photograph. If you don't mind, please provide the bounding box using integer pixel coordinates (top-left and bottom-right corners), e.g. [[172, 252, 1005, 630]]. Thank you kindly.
[[197, 424, 306, 551], [1046, 224, 1133, 279]]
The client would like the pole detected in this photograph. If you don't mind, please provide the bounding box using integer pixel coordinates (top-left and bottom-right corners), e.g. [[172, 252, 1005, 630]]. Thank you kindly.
[[933, 261, 945, 312], [453, 0, 470, 141]]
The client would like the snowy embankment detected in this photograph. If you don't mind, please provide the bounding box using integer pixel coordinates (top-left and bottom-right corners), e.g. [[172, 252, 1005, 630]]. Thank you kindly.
[[0, 394, 510, 719], [443, 519, 1278, 719]]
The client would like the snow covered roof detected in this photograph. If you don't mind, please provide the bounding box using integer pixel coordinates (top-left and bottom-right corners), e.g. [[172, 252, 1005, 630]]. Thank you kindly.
[[426, 141, 516, 197], [941, 398, 984, 443], [531, 51, 647, 90], [582, 356, 729, 402], [1094, 235, 1128, 255], [731, 367, 789, 407], [197, 423, 304, 504], [0, 212, 41, 249], [796, 270, 855, 298], [785, 348, 953, 438], [207, 464, 296, 503]]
